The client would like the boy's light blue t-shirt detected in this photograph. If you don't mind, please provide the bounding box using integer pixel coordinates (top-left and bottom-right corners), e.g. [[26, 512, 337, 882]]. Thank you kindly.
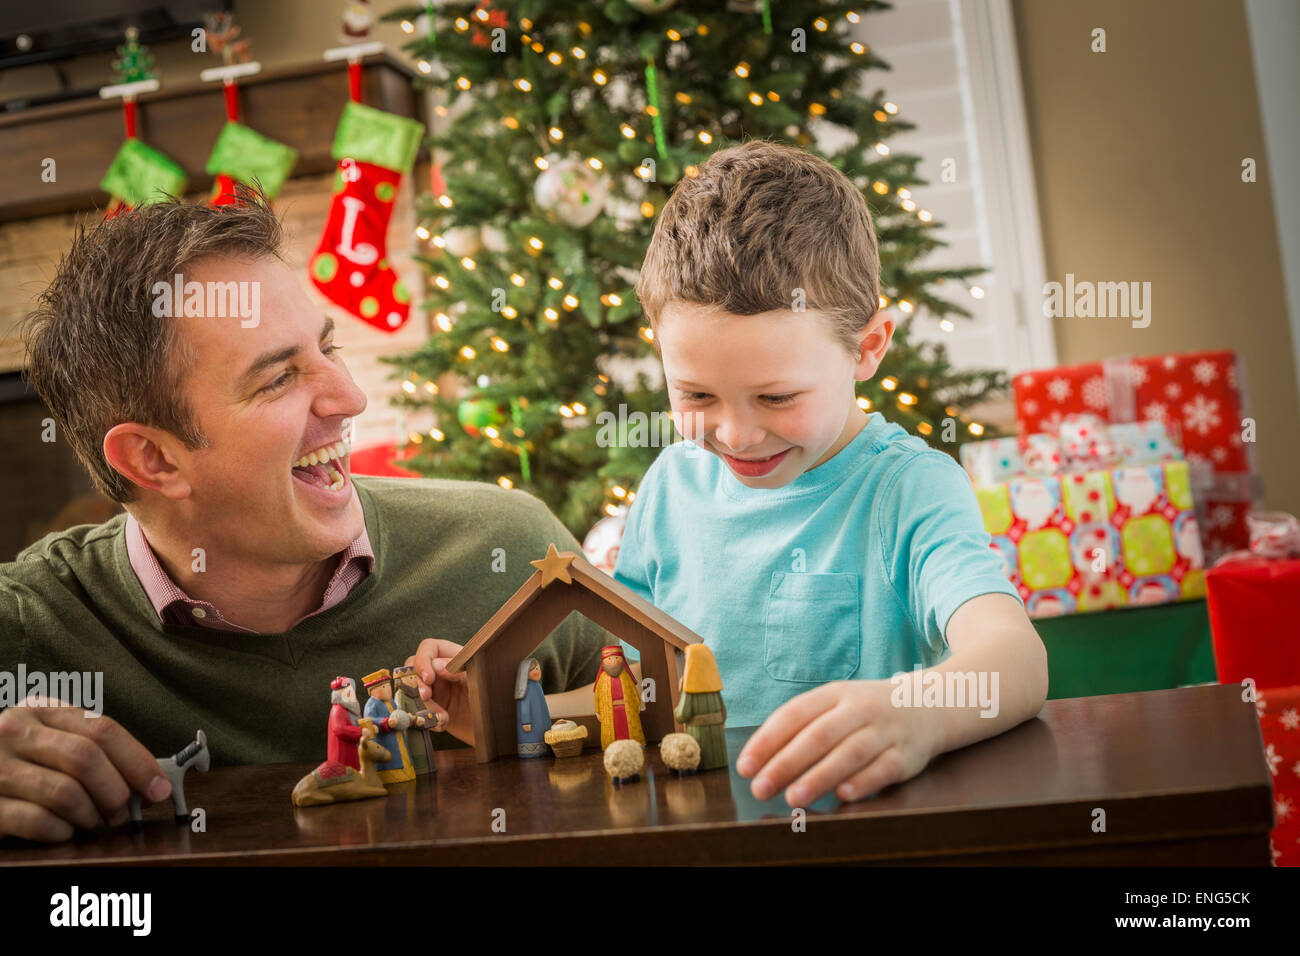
[[612, 413, 1021, 728]]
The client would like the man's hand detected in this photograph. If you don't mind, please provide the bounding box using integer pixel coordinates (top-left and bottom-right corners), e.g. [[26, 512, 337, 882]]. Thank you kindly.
[[406, 639, 472, 747], [0, 698, 169, 842], [734, 680, 940, 807]]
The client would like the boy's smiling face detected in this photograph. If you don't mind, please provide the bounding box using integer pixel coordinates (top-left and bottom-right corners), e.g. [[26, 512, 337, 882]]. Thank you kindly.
[[656, 300, 891, 489]]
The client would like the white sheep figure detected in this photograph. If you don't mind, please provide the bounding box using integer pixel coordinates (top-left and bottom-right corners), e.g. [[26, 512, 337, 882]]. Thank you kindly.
[[659, 733, 701, 776], [603, 739, 644, 785]]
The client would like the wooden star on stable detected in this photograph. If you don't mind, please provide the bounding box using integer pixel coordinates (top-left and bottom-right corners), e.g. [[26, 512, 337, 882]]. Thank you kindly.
[[530, 543, 576, 587]]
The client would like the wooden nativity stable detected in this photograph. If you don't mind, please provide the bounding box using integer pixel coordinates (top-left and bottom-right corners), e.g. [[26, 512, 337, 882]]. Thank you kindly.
[[446, 544, 702, 763]]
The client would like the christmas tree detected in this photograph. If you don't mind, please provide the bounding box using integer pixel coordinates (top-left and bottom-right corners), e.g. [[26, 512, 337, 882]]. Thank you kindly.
[[383, 0, 1006, 536]]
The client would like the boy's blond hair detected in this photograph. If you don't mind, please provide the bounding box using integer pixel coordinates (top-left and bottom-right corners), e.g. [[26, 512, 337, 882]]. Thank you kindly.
[[635, 139, 880, 354]]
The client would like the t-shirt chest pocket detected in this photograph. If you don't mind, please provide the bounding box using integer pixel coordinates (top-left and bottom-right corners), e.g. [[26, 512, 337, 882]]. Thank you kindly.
[[763, 571, 862, 682]]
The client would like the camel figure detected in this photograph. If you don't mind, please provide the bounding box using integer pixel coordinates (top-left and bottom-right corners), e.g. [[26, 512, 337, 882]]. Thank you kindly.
[[292, 718, 392, 807]]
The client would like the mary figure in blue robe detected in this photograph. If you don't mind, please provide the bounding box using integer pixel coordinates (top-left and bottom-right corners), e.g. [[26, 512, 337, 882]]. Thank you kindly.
[[515, 658, 550, 758]]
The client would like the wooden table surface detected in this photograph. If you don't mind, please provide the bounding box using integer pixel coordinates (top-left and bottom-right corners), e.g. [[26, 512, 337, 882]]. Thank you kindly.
[[0, 683, 1274, 866]]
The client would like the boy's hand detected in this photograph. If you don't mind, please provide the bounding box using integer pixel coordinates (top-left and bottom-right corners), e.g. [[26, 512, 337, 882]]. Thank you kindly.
[[735, 679, 940, 807], [406, 638, 472, 746]]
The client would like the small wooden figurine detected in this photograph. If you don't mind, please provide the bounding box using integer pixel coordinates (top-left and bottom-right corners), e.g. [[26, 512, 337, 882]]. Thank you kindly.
[[128, 730, 209, 825], [603, 739, 644, 785], [659, 732, 701, 776], [326, 676, 365, 770], [362, 669, 414, 784], [673, 644, 728, 771], [340, 0, 375, 42], [595, 644, 646, 750], [392, 664, 438, 775], [544, 719, 588, 758], [292, 718, 391, 807], [515, 657, 551, 758]]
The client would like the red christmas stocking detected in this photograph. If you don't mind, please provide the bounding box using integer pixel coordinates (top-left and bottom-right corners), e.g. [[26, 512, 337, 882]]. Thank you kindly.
[[99, 100, 186, 219], [309, 101, 424, 332], [211, 173, 239, 207], [205, 83, 298, 208]]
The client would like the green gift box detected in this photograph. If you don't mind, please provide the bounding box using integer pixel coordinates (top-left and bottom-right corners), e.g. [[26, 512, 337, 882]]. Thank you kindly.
[[205, 121, 299, 198], [99, 139, 187, 207]]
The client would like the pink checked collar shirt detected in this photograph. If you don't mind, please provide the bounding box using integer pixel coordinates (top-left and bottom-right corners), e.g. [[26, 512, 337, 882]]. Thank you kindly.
[[125, 511, 375, 633]]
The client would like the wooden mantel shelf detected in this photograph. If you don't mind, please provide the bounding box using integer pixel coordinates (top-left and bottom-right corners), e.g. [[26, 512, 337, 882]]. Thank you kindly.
[[0, 53, 422, 223]]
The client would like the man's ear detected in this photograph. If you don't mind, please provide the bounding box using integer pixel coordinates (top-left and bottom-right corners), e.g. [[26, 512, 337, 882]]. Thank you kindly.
[[853, 312, 895, 381], [103, 423, 193, 500]]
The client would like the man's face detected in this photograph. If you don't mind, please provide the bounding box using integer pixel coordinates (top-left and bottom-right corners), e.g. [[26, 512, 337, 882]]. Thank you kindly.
[[602, 655, 625, 678], [368, 682, 392, 702], [174, 255, 367, 564], [397, 674, 419, 695], [656, 302, 864, 489]]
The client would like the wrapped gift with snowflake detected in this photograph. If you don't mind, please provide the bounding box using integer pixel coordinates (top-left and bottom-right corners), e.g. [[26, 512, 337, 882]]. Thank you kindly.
[[971, 417, 1206, 618], [1013, 351, 1260, 562], [1252, 685, 1300, 867]]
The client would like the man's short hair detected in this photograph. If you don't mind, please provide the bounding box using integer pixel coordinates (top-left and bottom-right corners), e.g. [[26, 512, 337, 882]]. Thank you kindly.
[[23, 185, 284, 504], [634, 138, 881, 353]]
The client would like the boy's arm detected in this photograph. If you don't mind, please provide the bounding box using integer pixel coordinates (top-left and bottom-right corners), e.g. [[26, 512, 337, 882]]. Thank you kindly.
[[922, 592, 1049, 756], [736, 450, 1047, 807], [882, 450, 1048, 752]]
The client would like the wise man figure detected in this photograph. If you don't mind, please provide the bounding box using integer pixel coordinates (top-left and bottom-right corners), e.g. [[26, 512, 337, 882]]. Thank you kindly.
[[326, 676, 365, 771], [673, 644, 727, 770], [392, 664, 438, 775], [594, 644, 645, 750], [362, 669, 413, 784]]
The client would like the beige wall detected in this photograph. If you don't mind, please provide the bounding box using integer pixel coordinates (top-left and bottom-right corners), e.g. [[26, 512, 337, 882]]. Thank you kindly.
[[1013, 0, 1300, 515]]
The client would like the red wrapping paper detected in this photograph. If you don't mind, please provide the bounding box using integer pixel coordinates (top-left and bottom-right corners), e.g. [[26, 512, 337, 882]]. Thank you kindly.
[[1255, 685, 1300, 867], [347, 442, 419, 479], [1206, 557, 1300, 690], [1013, 351, 1259, 561]]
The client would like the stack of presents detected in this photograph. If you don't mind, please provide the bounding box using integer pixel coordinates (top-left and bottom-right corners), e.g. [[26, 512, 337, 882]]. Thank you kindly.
[[958, 348, 1299, 865]]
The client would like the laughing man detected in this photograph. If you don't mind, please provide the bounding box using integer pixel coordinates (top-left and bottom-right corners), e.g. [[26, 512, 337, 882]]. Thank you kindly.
[[0, 190, 605, 841]]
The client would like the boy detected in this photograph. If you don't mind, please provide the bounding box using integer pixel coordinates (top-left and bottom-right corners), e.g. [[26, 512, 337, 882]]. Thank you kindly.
[[614, 140, 1048, 808]]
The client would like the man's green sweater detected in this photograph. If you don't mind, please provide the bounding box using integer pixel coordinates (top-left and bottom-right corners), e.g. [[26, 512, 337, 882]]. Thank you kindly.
[[0, 477, 607, 765]]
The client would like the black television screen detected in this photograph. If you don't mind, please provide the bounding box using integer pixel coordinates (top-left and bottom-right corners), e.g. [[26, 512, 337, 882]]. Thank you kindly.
[[0, 0, 228, 70]]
